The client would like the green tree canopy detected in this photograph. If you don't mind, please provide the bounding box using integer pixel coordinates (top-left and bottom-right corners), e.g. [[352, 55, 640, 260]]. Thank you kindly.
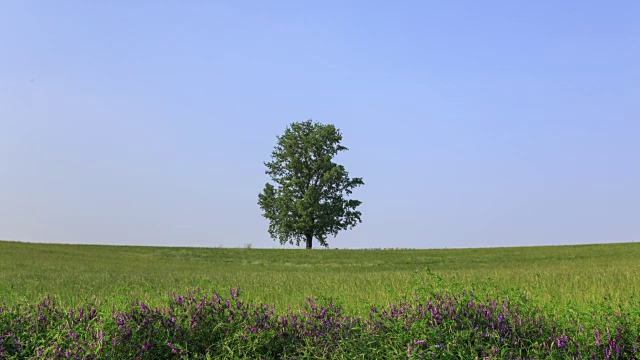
[[258, 120, 364, 249]]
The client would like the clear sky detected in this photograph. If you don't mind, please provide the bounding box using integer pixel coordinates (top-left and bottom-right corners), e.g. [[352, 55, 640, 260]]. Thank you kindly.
[[1, 1, 638, 249]]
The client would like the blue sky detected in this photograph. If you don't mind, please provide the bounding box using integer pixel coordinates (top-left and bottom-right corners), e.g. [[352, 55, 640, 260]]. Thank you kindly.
[[1, 1, 638, 249]]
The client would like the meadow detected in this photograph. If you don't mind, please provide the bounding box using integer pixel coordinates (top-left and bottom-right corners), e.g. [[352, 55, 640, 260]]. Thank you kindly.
[[1, 240, 639, 358]]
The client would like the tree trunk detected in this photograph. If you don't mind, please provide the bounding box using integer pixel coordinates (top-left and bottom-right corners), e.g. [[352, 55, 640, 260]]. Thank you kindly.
[[305, 233, 313, 249]]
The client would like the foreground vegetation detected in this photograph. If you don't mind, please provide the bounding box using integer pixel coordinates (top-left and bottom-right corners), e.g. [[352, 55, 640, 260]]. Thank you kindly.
[[1, 241, 639, 358], [2, 286, 638, 359]]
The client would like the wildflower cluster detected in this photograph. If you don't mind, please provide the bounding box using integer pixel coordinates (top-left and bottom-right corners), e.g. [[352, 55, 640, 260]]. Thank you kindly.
[[1, 288, 638, 359]]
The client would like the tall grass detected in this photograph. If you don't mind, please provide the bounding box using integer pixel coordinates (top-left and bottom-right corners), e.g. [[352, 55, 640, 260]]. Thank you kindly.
[[1, 241, 639, 315], [2, 240, 639, 358]]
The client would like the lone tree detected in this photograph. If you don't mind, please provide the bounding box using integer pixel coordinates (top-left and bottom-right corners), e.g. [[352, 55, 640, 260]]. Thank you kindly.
[[258, 120, 364, 249]]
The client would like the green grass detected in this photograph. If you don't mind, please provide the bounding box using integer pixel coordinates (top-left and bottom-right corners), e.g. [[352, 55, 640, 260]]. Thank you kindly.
[[1, 240, 639, 316]]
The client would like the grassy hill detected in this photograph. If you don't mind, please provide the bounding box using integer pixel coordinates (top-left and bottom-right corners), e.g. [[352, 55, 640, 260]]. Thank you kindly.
[[1, 240, 638, 314]]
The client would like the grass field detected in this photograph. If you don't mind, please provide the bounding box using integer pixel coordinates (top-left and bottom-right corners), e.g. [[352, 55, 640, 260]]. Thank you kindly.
[[1, 240, 639, 314], [1, 240, 639, 358]]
